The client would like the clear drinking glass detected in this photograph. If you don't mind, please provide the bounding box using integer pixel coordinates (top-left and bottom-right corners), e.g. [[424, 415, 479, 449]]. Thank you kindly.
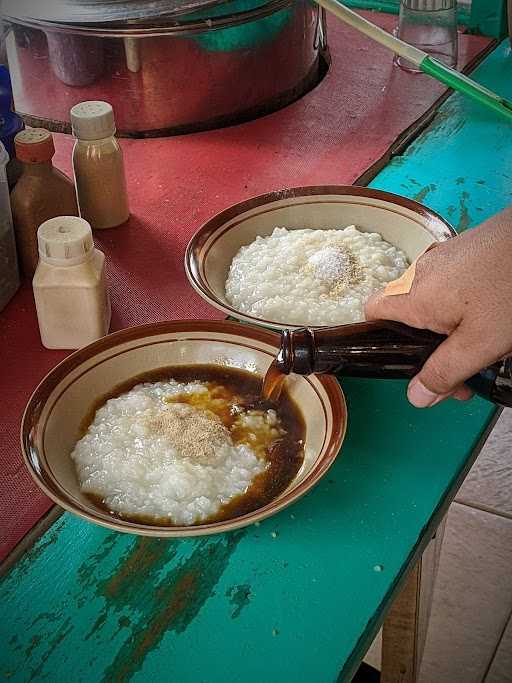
[[394, 0, 458, 72]]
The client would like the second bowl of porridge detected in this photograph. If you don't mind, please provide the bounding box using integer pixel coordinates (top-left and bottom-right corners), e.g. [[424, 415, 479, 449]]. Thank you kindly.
[[22, 321, 345, 537], [186, 186, 456, 330]]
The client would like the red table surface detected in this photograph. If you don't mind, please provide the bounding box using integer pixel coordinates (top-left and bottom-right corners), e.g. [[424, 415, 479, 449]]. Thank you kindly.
[[0, 12, 491, 561]]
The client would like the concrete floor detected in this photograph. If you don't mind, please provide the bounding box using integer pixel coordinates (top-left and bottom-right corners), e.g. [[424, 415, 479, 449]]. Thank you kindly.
[[364, 409, 512, 682]]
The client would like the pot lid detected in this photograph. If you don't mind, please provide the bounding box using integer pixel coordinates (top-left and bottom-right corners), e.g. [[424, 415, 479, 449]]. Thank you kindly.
[[2, 0, 237, 25]]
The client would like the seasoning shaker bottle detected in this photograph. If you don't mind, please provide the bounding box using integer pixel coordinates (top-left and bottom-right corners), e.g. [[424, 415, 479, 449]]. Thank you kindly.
[[10, 128, 78, 277], [71, 101, 130, 230], [0, 141, 19, 311], [33, 216, 111, 349], [275, 320, 512, 408]]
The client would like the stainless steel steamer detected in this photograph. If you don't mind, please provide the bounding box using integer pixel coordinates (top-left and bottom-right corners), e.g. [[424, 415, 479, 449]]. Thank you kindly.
[[2, 0, 328, 136]]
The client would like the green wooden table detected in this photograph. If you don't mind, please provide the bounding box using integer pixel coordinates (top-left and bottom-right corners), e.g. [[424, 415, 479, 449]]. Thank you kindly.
[[2, 41, 512, 683]]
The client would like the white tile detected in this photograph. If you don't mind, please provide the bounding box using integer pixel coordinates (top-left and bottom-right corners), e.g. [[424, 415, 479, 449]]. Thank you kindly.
[[485, 615, 512, 683], [419, 503, 512, 683], [457, 409, 512, 517]]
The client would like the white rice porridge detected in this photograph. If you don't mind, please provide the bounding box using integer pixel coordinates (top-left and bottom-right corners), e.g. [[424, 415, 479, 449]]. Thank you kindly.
[[225, 226, 409, 326], [71, 379, 282, 526]]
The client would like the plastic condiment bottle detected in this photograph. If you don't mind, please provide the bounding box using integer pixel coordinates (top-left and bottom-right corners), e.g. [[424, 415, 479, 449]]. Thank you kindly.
[[0, 141, 20, 311], [0, 65, 25, 187], [70, 101, 130, 230], [33, 216, 111, 349], [10, 128, 78, 277], [0, 66, 24, 159]]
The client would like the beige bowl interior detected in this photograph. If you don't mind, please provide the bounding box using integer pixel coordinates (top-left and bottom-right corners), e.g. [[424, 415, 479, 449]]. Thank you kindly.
[[23, 322, 346, 537], [186, 188, 454, 329]]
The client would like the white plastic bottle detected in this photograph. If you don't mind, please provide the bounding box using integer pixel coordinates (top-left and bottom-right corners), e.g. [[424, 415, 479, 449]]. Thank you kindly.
[[33, 216, 111, 349], [71, 101, 130, 230]]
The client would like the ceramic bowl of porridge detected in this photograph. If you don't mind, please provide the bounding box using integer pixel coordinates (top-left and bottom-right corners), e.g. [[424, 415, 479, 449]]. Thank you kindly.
[[21, 320, 346, 537], [185, 186, 456, 329]]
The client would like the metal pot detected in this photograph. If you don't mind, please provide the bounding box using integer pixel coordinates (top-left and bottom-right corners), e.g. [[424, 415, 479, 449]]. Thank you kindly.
[[2, 0, 328, 137]]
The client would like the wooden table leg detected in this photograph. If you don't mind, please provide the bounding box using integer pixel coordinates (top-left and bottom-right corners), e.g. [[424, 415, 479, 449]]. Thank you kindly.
[[381, 517, 447, 683]]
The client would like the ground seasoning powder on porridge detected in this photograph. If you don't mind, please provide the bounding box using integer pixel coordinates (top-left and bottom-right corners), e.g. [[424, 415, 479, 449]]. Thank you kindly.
[[146, 403, 233, 465], [306, 244, 363, 297]]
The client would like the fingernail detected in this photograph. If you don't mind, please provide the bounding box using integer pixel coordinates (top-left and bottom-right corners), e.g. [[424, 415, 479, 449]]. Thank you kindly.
[[407, 379, 440, 408]]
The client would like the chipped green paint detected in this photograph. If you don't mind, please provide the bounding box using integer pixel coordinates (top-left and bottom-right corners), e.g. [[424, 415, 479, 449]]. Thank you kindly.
[[102, 533, 244, 683], [458, 191, 472, 232], [24, 634, 43, 659], [0, 522, 246, 683], [76, 533, 119, 601], [1, 41, 511, 683], [226, 584, 252, 619], [374, 42, 512, 235], [412, 183, 437, 204], [4, 521, 63, 585], [29, 617, 73, 682]]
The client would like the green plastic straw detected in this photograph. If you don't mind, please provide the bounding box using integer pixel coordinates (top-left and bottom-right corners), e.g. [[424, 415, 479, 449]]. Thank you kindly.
[[421, 57, 512, 120], [316, 0, 512, 122]]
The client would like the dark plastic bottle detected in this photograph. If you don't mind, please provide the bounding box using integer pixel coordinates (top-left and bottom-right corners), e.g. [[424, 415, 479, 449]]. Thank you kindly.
[[275, 320, 512, 407], [0, 65, 25, 187], [0, 66, 24, 158]]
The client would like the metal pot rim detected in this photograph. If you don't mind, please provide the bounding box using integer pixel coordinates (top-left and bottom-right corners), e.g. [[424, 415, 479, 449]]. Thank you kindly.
[[2, 0, 295, 38]]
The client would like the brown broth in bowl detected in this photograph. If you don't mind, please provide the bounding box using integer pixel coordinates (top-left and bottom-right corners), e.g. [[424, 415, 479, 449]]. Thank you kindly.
[[79, 364, 305, 527]]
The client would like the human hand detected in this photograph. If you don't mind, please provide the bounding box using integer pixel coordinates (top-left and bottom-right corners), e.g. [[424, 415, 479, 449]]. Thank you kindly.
[[364, 207, 512, 407]]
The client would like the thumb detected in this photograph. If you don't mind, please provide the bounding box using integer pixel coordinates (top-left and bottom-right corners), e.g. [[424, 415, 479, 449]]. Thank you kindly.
[[365, 290, 423, 329], [407, 325, 487, 408]]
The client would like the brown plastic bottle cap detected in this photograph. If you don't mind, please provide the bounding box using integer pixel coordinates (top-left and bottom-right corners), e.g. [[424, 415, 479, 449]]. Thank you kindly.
[[15, 128, 55, 163]]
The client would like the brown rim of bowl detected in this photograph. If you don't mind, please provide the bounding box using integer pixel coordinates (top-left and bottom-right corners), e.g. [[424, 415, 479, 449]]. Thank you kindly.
[[185, 185, 457, 329], [21, 319, 347, 537]]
